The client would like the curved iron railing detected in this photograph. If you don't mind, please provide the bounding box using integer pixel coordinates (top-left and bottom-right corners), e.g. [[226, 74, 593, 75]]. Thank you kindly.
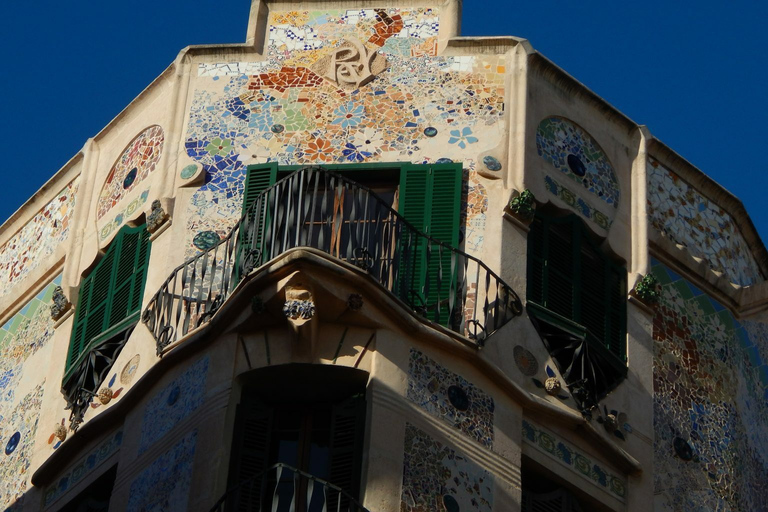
[[143, 166, 522, 354], [210, 463, 369, 512]]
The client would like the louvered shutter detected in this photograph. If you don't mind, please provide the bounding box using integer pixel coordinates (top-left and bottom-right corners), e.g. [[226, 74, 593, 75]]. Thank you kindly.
[[228, 399, 274, 511], [67, 244, 115, 370], [522, 488, 583, 512], [238, 164, 278, 279], [327, 394, 366, 509], [606, 262, 627, 360], [67, 225, 151, 372], [398, 163, 462, 325], [544, 217, 576, 320]]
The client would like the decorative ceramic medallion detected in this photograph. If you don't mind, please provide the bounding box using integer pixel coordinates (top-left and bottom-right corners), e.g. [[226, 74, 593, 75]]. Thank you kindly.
[[180, 164, 198, 180], [5, 432, 20, 455], [424, 127, 438, 137], [193, 231, 220, 250], [483, 155, 502, 171], [513, 345, 539, 376]]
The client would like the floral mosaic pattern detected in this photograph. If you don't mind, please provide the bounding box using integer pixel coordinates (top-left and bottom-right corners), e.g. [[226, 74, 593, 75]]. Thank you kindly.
[[185, 7, 504, 256], [0, 179, 78, 298], [651, 259, 768, 511], [98, 189, 150, 241], [543, 174, 611, 230], [0, 277, 60, 509], [536, 117, 619, 217], [522, 419, 626, 501], [407, 349, 494, 448], [44, 429, 123, 507], [138, 356, 208, 454], [647, 158, 762, 286], [0, 384, 44, 511], [126, 430, 197, 512], [401, 423, 493, 512], [97, 126, 164, 220]]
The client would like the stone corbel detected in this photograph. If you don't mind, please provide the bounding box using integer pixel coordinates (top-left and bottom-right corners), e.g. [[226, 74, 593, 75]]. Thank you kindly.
[[283, 283, 319, 354]]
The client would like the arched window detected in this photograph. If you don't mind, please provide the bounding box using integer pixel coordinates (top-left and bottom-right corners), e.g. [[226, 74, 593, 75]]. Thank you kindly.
[[526, 210, 626, 408]]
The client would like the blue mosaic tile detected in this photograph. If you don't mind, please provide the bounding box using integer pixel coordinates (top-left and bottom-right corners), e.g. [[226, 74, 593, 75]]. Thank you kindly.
[[126, 431, 197, 512], [138, 356, 208, 454], [407, 349, 494, 447]]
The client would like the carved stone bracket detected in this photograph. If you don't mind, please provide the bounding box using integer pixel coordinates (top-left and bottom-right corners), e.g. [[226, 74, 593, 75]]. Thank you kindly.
[[50, 286, 72, 321]]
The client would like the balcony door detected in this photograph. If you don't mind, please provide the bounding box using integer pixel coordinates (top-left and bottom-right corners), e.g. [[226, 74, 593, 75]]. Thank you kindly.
[[227, 365, 367, 512]]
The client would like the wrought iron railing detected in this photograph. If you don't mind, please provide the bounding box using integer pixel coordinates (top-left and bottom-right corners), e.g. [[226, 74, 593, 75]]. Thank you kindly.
[[143, 166, 522, 353], [209, 463, 369, 512]]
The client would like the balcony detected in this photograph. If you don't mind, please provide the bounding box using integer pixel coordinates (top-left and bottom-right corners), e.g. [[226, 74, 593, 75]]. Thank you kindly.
[[210, 463, 369, 512], [142, 166, 522, 353]]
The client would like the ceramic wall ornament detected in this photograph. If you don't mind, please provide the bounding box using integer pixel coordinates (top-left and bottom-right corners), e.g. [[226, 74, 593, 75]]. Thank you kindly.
[[50, 286, 72, 321], [283, 286, 316, 327], [347, 293, 364, 311], [531, 365, 570, 401], [147, 200, 170, 234], [179, 163, 205, 187], [476, 154, 502, 180]]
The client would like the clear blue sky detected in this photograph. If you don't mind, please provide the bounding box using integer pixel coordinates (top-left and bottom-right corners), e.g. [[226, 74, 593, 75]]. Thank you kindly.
[[1, 1, 766, 250]]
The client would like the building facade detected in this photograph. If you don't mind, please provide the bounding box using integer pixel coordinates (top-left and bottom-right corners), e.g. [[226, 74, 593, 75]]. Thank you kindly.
[[1, 1, 767, 511]]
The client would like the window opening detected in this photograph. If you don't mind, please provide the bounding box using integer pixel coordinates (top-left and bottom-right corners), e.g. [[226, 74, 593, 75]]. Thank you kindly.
[[526, 209, 627, 411]]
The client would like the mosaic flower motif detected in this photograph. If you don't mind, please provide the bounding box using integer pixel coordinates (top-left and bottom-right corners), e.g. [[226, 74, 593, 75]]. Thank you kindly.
[[352, 128, 383, 154], [332, 102, 365, 129], [205, 138, 233, 157], [447, 127, 478, 149], [342, 143, 371, 162], [304, 138, 335, 162]]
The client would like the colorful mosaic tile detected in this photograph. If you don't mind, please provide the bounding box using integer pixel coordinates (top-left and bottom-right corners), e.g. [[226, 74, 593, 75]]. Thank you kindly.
[[97, 126, 163, 220], [647, 158, 762, 286], [401, 423, 493, 512], [543, 174, 611, 230], [126, 430, 197, 512], [651, 259, 768, 511], [138, 356, 208, 454], [407, 349, 494, 448], [44, 429, 123, 507], [536, 117, 620, 214], [0, 384, 44, 511], [522, 419, 626, 501], [184, 7, 502, 256], [98, 189, 150, 241], [0, 179, 78, 298]]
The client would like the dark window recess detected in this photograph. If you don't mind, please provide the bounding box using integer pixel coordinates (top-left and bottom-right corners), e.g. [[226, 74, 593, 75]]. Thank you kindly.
[[225, 365, 367, 512], [63, 224, 151, 430], [58, 465, 117, 512], [527, 211, 627, 412]]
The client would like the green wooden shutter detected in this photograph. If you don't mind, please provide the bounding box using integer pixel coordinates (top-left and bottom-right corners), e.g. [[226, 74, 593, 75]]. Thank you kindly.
[[228, 399, 274, 511], [328, 393, 366, 507], [238, 164, 278, 279], [67, 224, 151, 372], [398, 163, 462, 325], [543, 217, 577, 320]]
